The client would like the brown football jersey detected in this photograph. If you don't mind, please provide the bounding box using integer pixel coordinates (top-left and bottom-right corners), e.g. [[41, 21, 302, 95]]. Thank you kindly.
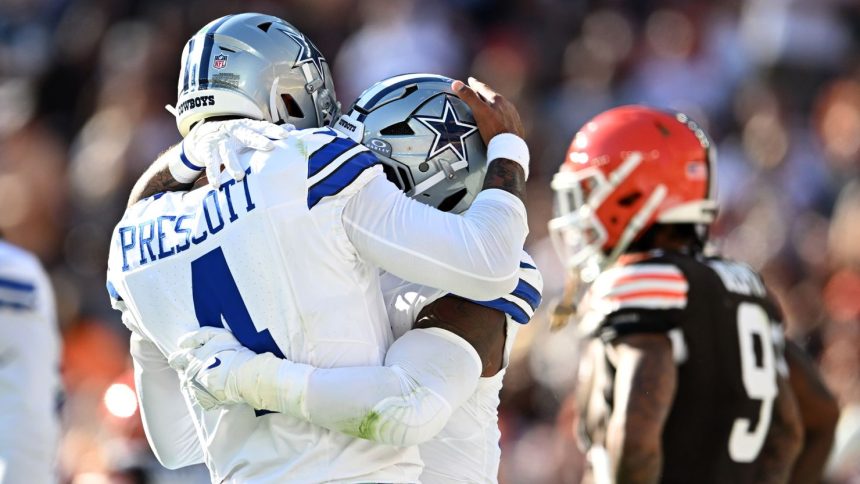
[[579, 250, 786, 484]]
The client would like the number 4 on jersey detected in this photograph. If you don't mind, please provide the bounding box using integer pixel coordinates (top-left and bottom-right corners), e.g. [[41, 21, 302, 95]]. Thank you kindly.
[[191, 248, 285, 358]]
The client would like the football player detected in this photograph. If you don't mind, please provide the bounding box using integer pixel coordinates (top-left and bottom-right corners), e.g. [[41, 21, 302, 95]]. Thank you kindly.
[[167, 74, 543, 484], [107, 14, 531, 483], [549, 106, 805, 483], [0, 238, 61, 483]]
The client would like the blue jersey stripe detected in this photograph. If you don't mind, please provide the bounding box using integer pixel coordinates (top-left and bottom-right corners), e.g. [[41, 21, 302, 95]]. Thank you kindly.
[[307, 151, 379, 209], [0, 299, 34, 311], [0, 277, 34, 292], [459, 272, 542, 324], [313, 127, 338, 136], [308, 136, 356, 178], [106, 281, 122, 301], [197, 15, 233, 90], [511, 279, 541, 311], [467, 297, 530, 324], [520, 260, 536, 270]]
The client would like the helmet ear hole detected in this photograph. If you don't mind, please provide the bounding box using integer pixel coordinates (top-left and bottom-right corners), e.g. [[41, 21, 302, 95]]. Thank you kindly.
[[281, 94, 304, 118], [396, 166, 413, 192], [617, 191, 642, 207], [380, 164, 405, 190], [437, 188, 467, 212], [380, 121, 415, 135]]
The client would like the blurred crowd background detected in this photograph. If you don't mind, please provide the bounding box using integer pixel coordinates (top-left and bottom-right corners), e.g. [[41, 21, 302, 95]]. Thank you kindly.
[[2, 0, 860, 482]]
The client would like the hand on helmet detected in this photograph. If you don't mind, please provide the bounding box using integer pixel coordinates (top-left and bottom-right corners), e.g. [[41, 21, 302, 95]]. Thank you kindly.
[[452, 77, 524, 144], [168, 327, 257, 410], [183, 120, 293, 188]]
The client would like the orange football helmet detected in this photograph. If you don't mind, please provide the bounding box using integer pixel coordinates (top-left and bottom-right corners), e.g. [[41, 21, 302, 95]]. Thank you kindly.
[[549, 105, 717, 281]]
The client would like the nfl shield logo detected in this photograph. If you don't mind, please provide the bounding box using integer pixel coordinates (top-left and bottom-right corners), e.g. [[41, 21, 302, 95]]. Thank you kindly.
[[213, 54, 228, 69]]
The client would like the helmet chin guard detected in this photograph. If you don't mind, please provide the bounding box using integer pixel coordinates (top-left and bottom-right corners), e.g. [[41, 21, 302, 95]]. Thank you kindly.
[[174, 89, 266, 136], [550, 152, 653, 280]]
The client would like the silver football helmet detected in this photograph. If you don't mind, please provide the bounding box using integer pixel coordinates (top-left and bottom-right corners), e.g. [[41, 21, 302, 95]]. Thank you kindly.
[[172, 13, 338, 136], [334, 74, 487, 213]]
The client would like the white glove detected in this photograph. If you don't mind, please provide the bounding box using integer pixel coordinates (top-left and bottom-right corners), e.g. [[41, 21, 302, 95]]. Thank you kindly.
[[168, 327, 257, 410], [169, 326, 313, 415], [175, 119, 293, 188]]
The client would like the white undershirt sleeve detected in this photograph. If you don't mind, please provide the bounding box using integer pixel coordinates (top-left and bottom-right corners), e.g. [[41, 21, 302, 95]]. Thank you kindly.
[[0, 313, 57, 483], [130, 331, 203, 470], [237, 327, 482, 447], [0, 259, 59, 484], [342, 175, 527, 301]]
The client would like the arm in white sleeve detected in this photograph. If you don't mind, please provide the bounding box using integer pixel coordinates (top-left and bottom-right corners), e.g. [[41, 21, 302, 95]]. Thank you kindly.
[[0, 315, 57, 483], [0, 258, 59, 484], [343, 175, 528, 300], [237, 327, 482, 447], [130, 331, 204, 469]]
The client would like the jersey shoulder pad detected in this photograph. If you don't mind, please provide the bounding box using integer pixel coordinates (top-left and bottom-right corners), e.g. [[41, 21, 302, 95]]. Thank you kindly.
[[589, 260, 689, 313], [302, 127, 380, 209], [578, 259, 689, 338], [465, 251, 543, 324]]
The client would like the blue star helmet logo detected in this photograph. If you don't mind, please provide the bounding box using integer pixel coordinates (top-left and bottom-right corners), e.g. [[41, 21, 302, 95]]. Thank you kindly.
[[415, 97, 479, 162], [280, 28, 328, 82]]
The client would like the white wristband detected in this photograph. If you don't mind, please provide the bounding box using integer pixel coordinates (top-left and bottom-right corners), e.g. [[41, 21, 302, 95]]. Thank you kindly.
[[487, 133, 529, 180], [168, 142, 204, 184]]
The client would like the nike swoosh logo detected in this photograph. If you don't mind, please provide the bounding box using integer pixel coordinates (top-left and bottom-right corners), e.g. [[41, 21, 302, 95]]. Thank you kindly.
[[206, 357, 221, 370]]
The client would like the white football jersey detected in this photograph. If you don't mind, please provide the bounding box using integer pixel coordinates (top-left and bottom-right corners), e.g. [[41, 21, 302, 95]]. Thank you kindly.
[[0, 240, 60, 484], [381, 251, 542, 484], [107, 128, 422, 483]]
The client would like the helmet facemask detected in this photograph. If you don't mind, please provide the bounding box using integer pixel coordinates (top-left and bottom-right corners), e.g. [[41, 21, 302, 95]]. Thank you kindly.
[[267, 61, 340, 130], [549, 152, 670, 282], [549, 169, 609, 283]]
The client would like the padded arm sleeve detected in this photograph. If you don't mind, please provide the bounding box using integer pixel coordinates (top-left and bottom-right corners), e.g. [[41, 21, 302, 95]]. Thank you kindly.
[[238, 327, 482, 447], [343, 175, 527, 301], [130, 331, 203, 469]]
